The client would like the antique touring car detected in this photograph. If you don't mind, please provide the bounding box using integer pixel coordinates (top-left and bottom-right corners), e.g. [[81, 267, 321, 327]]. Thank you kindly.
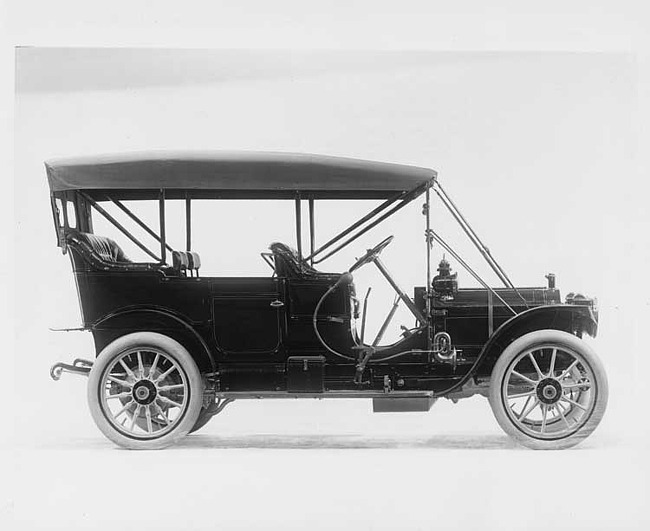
[[48, 152, 607, 450]]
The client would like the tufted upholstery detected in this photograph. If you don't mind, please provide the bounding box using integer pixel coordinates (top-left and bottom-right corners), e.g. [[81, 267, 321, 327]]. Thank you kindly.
[[269, 242, 338, 279], [66, 230, 131, 263]]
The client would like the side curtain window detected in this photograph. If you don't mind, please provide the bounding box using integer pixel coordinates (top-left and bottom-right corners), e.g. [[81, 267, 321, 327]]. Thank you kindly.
[[66, 200, 77, 229], [54, 197, 64, 227]]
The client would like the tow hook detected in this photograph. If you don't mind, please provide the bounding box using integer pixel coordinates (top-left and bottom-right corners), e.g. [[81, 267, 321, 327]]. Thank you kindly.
[[50, 358, 94, 380]]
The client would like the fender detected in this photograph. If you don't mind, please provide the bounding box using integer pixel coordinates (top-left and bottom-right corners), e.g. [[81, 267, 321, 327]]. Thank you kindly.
[[474, 304, 598, 376], [90, 305, 217, 373]]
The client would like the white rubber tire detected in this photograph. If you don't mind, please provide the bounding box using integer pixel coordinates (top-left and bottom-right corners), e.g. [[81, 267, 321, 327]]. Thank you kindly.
[[488, 330, 608, 450], [87, 332, 204, 450]]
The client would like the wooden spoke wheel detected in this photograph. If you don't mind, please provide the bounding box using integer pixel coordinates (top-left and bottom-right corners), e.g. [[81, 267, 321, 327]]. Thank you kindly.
[[87, 332, 204, 450]]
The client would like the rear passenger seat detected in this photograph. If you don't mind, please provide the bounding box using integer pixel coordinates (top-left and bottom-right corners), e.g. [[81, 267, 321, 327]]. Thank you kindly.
[[66, 230, 132, 264], [66, 230, 201, 276]]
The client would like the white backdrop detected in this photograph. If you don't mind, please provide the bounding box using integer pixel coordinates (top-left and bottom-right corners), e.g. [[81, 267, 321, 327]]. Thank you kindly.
[[11, 49, 648, 530]]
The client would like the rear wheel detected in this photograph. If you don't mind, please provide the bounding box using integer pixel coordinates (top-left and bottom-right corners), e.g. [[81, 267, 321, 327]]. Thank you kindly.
[[87, 332, 204, 450], [488, 330, 608, 450]]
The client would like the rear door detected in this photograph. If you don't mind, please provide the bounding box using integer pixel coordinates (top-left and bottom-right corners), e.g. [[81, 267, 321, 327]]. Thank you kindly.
[[211, 278, 285, 355]]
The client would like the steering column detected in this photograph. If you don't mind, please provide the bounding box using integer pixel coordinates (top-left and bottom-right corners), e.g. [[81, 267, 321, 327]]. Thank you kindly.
[[312, 235, 428, 384]]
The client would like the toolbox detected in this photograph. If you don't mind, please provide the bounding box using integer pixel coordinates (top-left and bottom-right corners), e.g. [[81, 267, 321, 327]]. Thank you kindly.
[[287, 356, 326, 393]]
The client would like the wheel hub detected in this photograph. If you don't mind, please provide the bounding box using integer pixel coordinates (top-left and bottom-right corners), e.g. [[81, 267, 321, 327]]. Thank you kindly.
[[536, 378, 562, 405], [133, 380, 157, 405]]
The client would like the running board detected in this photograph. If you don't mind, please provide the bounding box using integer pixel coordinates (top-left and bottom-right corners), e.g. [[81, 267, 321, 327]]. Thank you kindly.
[[215, 390, 435, 400]]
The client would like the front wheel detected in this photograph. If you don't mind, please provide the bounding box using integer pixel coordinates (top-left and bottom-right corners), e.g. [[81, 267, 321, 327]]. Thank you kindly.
[[488, 330, 608, 450], [87, 332, 204, 450]]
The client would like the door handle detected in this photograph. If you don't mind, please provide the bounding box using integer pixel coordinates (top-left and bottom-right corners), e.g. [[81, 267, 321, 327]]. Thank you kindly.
[[270, 300, 284, 308]]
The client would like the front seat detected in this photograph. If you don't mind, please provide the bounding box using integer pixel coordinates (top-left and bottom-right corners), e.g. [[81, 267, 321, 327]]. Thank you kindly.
[[269, 242, 339, 280]]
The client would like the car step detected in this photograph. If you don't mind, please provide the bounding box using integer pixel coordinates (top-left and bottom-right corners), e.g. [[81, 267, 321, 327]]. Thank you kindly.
[[215, 390, 436, 400]]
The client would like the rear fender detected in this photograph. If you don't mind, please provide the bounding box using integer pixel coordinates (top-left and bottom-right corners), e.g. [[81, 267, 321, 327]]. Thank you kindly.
[[476, 304, 597, 376], [90, 307, 216, 373]]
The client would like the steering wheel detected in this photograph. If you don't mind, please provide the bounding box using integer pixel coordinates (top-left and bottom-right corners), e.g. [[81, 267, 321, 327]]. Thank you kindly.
[[349, 235, 394, 273]]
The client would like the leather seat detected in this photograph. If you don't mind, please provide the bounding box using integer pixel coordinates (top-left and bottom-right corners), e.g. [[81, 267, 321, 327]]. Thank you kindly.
[[66, 230, 131, 264], [269, 242, 338, 280]]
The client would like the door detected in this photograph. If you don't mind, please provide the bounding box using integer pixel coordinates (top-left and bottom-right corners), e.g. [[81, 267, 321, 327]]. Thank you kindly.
[[211, 278, 284, 355]]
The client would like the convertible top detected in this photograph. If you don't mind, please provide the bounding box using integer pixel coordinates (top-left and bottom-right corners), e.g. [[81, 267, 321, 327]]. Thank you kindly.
[[46, 151, 436, 200]]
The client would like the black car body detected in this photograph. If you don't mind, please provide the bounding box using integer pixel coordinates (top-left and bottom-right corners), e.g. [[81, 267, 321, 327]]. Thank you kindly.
[[48, 151, 606, 449]]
